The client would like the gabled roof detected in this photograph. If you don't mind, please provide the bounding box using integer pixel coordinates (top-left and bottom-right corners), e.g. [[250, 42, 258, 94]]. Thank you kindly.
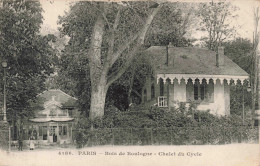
[[143, 46, 248, 76], [36, 89, 77, 109]]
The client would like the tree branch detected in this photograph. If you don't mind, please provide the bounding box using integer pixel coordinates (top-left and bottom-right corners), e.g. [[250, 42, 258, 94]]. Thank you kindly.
[[132, 89, 142, 99], [90, 2, 112, 29], [107, 6, 121, 58], [106, 45, 141, 88], [109, 4, 162, 67]]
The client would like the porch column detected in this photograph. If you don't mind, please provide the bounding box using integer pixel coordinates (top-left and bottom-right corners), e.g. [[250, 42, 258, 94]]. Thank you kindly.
[[224, 81, 230, 115], [70, 123, 73, 143], [214, 79, 225, 116], [169, 82, 175, 108], [66, 124, 69, 142], [37, 125, 39, 140], [57, 123, 60, 143], [47, 124, 50, 143]]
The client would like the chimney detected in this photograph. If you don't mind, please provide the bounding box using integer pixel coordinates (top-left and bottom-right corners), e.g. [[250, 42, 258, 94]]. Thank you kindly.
[[216, 46, 224, 67], [166, 43, 174, 67]]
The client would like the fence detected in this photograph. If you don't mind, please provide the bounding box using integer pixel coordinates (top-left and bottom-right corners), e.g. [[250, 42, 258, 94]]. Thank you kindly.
[[72, 126, 258, 147]]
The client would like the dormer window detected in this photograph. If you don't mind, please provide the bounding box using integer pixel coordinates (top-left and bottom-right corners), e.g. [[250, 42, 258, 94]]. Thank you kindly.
[[49, 108, 56, 117]]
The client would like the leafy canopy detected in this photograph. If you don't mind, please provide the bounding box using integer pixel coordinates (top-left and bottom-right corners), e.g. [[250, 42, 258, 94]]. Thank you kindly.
[[0, 0, 56, 121]]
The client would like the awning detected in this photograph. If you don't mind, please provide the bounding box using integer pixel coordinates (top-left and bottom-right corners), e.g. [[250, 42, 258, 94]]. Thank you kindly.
[[29, 117, 74, 123]]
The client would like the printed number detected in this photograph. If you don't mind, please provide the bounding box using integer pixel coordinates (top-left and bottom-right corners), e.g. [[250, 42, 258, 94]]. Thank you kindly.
[[58, 151, 72, 155]]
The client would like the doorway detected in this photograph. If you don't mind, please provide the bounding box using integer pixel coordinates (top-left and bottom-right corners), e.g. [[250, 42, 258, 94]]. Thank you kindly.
[[50, 126, 57, 142]]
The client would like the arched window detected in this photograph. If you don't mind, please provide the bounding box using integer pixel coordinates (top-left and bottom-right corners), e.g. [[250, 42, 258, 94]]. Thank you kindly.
[[193, 79, 213, 102], [194, 79, 199, 100], [159, 78, 164, 96], [144, 89, 147, 102], [200, 79, 207, 100], [151, 83, 155, 99], [186, 79, 194, 102]]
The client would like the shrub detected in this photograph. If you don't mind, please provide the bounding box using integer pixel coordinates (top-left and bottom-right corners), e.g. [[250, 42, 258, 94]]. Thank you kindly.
[[73, 106, 258, 147]]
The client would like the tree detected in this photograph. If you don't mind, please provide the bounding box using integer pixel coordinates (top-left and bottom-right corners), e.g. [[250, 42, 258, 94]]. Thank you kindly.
[[223, 38, 253, 74], [51, 45, 91, 117], [196, 1, 237, 66], [252, 6, 260, 124], [223, 38, 253, 117], [59, 2, 164, 120], [0, 0, 56, 134], [145, 3, 193, 47]]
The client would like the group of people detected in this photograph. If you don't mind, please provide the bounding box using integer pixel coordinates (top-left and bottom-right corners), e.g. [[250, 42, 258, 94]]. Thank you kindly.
[[18, 134, 35, 151]]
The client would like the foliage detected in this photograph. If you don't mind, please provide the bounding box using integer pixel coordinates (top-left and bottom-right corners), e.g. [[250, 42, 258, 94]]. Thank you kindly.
[[223, 38, 253, 116], [73, 106, 257, 146], [58, 1, 194, 119], [56, 2, 194, 115], [223, 38, 253, 74], [0, 0, 56, 123], [53, 46, 91, 116], [145, 4, 193, 47], [196, 1, 237, 50]]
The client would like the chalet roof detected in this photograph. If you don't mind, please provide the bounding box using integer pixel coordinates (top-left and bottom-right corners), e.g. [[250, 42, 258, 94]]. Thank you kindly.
[[143, 46, 248, 76], [36, 89, 77, 109]]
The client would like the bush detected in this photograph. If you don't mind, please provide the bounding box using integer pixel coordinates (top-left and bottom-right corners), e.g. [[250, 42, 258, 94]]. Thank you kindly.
[[73, 106, 258, 147]]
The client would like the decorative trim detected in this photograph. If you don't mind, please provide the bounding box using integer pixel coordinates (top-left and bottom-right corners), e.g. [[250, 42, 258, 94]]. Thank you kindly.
[[157, 74, 249, 85]]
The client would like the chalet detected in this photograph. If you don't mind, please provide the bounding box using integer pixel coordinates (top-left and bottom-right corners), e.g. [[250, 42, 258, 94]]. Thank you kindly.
[[21, 89, 78, 145], [141, 46, 249, 116]]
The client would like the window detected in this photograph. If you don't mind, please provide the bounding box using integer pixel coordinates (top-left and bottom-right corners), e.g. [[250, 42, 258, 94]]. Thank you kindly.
[[143, 89, 147, 102], [68, 109, 73, 116], [208, 79, 214, 102], [192, 79, 214, 102], [151, 84, 155, 99], [59, 126, 62, 135], [50, 126, 56, 136], [200, 80, 207, 100], [194, 80, 199, 100], [49, 108, 56, 117], [42, 126, 47, 140], [63, 126, 67, 136], [39, 126, 43, 136], [159, 78, 164, 96], [186, 79, 194, 102]]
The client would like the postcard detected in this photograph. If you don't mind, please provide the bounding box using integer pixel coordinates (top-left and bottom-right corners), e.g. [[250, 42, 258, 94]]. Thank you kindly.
[[0, 0, 259, 165]]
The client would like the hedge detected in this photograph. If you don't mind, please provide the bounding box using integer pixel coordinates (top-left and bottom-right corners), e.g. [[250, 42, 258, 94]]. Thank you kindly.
[[73, 106, 259, 147]]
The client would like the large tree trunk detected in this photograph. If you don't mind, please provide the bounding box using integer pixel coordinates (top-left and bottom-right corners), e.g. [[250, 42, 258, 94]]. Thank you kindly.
[[88, 13, 106, 121], [89, 78, 108, 120]]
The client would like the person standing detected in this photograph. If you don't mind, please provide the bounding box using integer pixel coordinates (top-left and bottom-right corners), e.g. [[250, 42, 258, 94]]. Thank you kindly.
[[29, 135, 35, 150], [18, 133, 23, 151]]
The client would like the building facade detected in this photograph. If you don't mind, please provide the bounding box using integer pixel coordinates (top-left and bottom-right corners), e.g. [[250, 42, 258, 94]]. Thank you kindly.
[[141, 46, 249, 116], [21, 89, 78, 145]]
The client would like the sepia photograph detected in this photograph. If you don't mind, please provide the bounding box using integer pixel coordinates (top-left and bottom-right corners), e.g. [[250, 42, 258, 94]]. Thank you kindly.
[[0, 0, 259, 165]]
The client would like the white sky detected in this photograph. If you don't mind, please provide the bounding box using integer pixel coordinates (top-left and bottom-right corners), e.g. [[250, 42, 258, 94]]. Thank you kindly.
[[40, 0, 70, 33], [40, 0, 260, 42]]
